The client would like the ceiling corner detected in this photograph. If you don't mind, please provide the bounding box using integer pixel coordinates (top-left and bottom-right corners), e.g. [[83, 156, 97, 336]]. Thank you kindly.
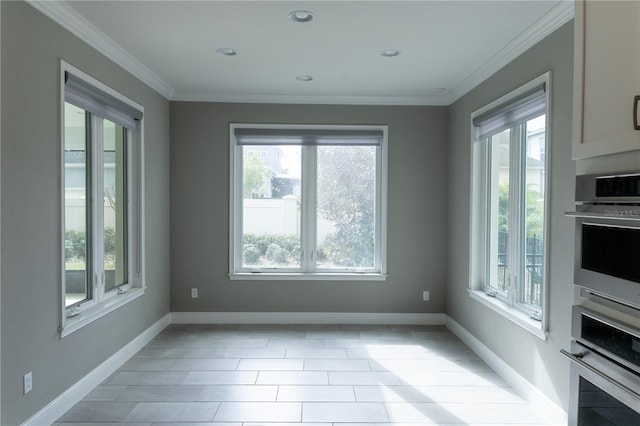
[[26, 0, 175, 100], [446, 0, 574, 105]]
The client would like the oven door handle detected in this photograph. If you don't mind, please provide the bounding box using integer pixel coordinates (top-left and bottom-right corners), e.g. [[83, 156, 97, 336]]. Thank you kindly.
[[561, 349, 640, 400], [565, 211, 640, 221]]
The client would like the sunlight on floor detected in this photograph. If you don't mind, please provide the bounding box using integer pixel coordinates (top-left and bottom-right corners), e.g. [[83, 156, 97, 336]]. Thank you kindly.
[[55, 324, 558, 425]]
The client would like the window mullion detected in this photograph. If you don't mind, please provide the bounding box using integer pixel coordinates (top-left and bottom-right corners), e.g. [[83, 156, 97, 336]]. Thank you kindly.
[[483, 138, 494, 294], [508, 124, 525, 307], [486, 135, 506, 297], [130, 128, 142, 279], [374, 144, 383, 272], [84, 110, 94, 304], [121, 127, 130, 287], [93, 116, 106, 302], [301, 146, 317, 272], [233, 144, 243, 272], [515, 123, 529, 310]]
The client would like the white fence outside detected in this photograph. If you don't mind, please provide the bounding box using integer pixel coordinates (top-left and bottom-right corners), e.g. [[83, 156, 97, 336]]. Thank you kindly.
[[243, 195, 335, 241]]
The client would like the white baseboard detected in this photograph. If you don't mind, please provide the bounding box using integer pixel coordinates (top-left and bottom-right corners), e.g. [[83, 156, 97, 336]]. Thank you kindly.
[[22, 313, 171, 426], [445, 316, 567, 426], [171, 311, 446, 325]]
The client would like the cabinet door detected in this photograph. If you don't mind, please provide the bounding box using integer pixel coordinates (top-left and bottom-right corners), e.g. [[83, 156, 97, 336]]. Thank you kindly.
[[572, 0, 640, 159]]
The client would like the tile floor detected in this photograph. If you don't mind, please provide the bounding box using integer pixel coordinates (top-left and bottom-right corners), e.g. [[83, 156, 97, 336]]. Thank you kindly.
[[55, 324, 556, 425]]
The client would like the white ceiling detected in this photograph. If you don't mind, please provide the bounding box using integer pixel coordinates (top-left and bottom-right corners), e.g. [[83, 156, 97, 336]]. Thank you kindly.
[[30, 1, 573, 105]]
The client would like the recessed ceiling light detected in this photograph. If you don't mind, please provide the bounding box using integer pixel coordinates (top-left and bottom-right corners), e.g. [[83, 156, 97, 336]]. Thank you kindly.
[[380, 49, 401, 57], [296, 75, 314, 82], [289, 10, 314, 23], [216, 48, 238, 56]]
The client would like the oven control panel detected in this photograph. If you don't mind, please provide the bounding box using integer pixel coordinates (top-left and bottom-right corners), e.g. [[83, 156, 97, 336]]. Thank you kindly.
[[576, 171, 640, 203], [596, 173, 640, 198]]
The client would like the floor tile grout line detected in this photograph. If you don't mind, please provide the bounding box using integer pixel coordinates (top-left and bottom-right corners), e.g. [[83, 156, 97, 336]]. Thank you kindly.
[[193, 383, 207, 402], [380, 396, 392, 423], [211, 398, 223, 422]]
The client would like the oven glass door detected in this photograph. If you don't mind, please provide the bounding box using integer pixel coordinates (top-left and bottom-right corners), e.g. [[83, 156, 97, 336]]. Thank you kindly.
[[567, 343, 640, 426], [581, 222, 640, 283], [578, 377, 640, 425], [574, 215, 640, 308]]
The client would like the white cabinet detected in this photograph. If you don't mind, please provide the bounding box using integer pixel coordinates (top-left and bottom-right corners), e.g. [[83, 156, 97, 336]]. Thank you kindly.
[[572, 0, 640, 159]]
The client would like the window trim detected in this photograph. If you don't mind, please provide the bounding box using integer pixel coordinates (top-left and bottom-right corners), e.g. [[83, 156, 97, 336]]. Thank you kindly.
[[229, 123, 388, 281], [59, 60, 145, 337], [469, 72, 551, 339]]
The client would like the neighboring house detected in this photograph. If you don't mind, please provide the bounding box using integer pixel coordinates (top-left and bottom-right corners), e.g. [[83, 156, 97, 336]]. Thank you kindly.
[[496, 122, 546, 195]]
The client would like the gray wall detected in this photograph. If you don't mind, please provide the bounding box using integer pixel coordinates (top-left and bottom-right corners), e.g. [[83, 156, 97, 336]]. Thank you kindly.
[[170, 102, 448, 314], [0, 2, 171, 424], [446, 22, 575, 410]]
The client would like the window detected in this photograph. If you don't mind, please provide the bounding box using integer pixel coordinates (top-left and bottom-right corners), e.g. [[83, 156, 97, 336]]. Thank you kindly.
[[61, 61, 144, 336], [470, 73, 550, 337], [230, 124, 388, 280]]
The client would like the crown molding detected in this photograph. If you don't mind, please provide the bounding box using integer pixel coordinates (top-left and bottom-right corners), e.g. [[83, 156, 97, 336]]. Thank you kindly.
[[26, 0, 174, 99], [447, 0, 574, 105], [171, 91, 450, 106]]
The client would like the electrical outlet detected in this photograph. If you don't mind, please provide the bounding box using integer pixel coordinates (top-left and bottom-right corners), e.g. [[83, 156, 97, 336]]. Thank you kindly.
[[422, 291, 430, 302], [23, 371, 32, 394], [191, 288, 198, 298]]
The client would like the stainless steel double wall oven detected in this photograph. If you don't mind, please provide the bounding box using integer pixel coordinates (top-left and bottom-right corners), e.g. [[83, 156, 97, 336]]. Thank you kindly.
[[565, 172, 640, 425]]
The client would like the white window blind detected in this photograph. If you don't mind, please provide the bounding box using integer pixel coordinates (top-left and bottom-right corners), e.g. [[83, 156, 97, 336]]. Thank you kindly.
[[64, 71, 143, 130], [234, 128, 383, 146], [472, 83, 546, 140]]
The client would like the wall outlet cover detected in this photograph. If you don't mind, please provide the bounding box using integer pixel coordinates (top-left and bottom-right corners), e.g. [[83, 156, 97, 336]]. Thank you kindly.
[[24, 371, 33, 394]]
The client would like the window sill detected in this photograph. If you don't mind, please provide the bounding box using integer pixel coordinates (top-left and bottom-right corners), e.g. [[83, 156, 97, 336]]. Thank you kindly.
[[468, 289, 547, 341], [60, 286, 146, 338], [229, 272, 388, 281]]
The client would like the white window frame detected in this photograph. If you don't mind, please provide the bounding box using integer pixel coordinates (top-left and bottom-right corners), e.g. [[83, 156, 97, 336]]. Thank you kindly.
[[229, 123, 388, 281], [59, 61, 145, 337], [469, 72, 551, 340]]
